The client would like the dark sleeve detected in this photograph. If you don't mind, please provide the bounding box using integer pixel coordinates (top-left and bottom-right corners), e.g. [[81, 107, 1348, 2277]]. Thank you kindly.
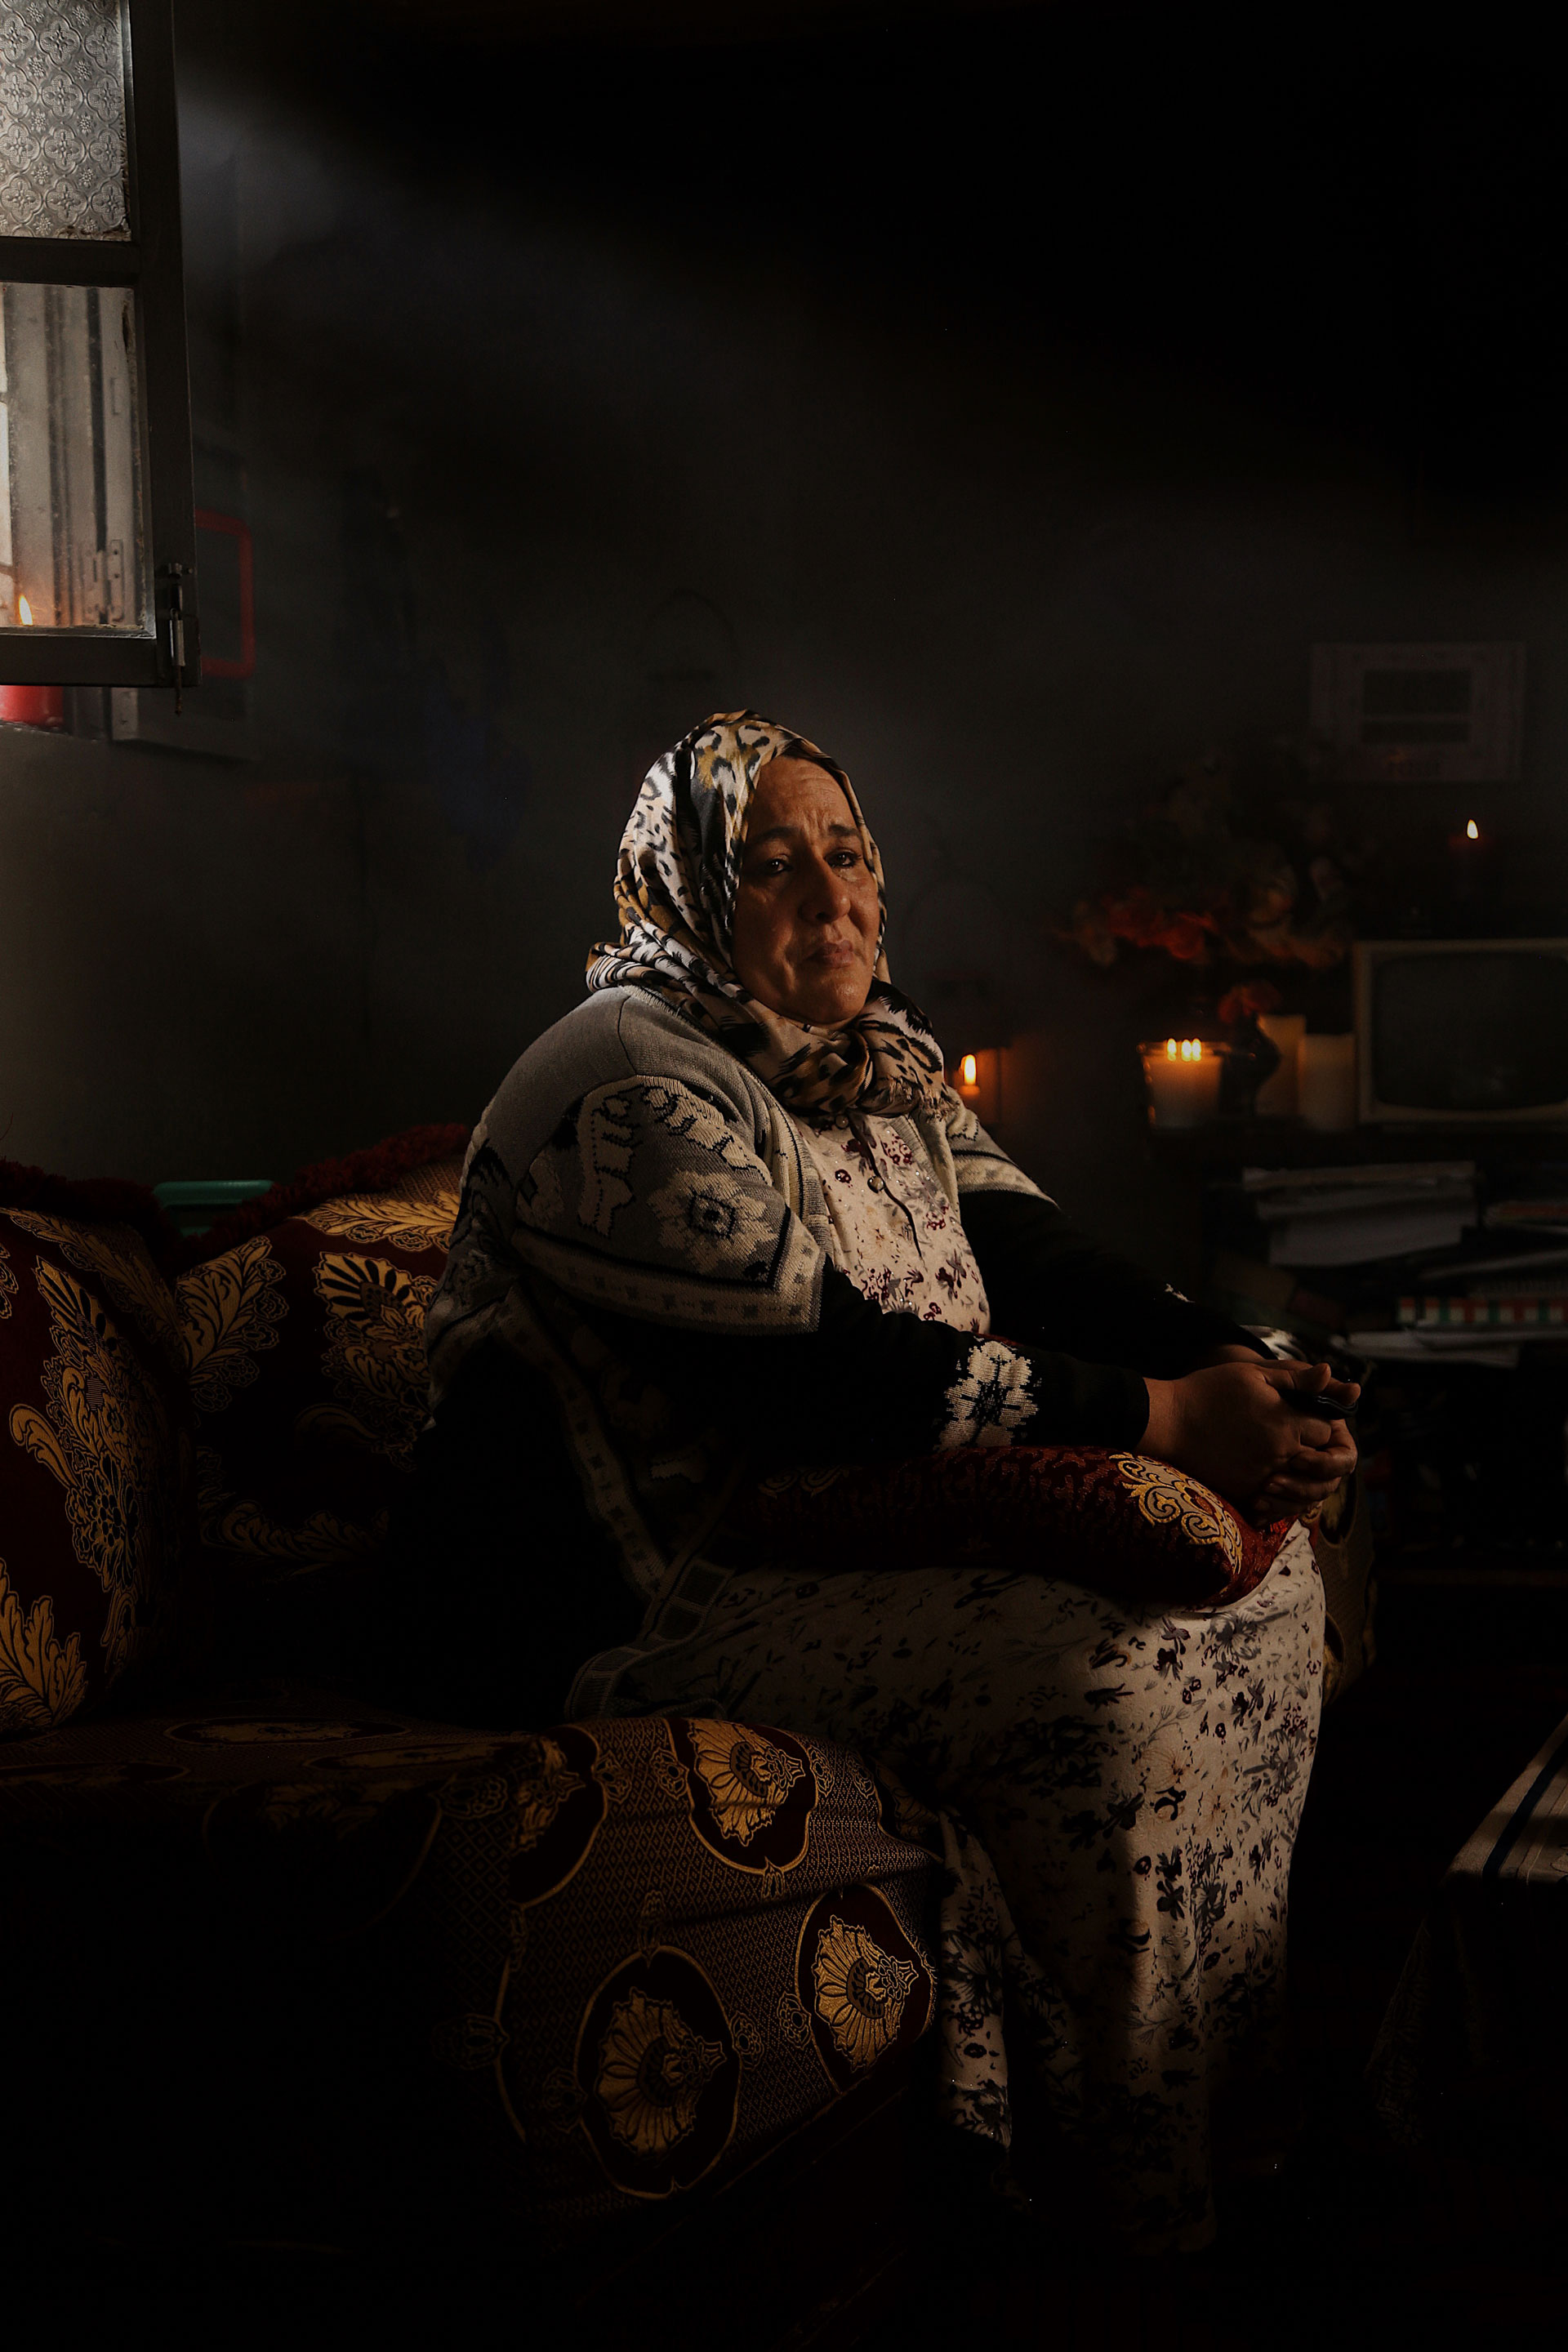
[[590, 1258, 1154, 1463], [376, 1338, 644, 1726], [960, 1188, 1267, 1378]]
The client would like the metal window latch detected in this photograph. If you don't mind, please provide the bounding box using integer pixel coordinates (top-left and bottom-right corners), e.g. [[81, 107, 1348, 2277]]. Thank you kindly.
[[159, 559, 189, 711], [82, 540, 127, 626]]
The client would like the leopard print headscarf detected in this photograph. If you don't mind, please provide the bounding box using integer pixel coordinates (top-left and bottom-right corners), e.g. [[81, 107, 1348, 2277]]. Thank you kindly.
[[586, 710, 947, 1123]]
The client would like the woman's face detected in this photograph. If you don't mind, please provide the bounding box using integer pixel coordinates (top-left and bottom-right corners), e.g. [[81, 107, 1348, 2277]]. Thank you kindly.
[[730, 756, 880, 1027]]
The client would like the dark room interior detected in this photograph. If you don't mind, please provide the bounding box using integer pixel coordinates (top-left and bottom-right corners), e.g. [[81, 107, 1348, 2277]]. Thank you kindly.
[[4, 2, 1568, 2341]]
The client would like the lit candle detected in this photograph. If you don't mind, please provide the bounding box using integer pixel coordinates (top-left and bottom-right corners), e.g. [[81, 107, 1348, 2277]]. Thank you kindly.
[[1298, 1033, 1356, 1131], [1446, 814, 1495, 906], [1254, 1013, 1307, 1116], [1141, 1037, 1223, 1129], [955, 1049, 1003, 1123]]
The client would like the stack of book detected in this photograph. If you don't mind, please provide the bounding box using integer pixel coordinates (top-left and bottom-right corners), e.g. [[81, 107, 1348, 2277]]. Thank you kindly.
[[1207, 1163, 1568, 1369], [1484, 1196, 1568, 1232], [1396, 1294, 1568, 1327], [1243, 1162, 1478, 1268], [1350, 1244, 1568, 1370]]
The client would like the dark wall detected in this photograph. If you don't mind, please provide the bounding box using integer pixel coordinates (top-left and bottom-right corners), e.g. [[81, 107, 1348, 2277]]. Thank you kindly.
[[2, 6, 1564, 1267]]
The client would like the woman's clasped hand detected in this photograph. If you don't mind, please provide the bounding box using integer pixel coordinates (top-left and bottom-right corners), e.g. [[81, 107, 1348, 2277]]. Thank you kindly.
[[1141, 1355, 1360, 1521]]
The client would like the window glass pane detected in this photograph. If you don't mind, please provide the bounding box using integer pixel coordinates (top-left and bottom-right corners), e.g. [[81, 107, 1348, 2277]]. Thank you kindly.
[[0, 2, 130, 239], [0, 281, 146, 632]]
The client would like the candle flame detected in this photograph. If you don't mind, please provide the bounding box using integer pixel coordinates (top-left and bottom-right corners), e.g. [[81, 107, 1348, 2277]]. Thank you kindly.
[[1466, 818, 1479, 840], [1165, 1038, 1203, 1060], [960, 1054, 978, 1087], [17, 595, 33, 625]]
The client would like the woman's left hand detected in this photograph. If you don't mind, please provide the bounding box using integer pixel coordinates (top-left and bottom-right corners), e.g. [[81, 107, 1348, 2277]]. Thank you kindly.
[[1247, 1428, 1357, 1521], [1194, 1345, 1358, 1521]]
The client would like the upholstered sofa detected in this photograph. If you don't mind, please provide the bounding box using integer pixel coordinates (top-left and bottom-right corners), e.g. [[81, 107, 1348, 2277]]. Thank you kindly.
[[0, 1133, 954, 2334], [0, 1130, 1374, 2332]]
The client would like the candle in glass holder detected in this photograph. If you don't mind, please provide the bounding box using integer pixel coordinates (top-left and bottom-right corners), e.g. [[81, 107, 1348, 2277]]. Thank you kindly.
[[1254, 1013, 1307, 1116], [1141, 1037, 1223, 1128], [1298, 1032, 1356, 1131]]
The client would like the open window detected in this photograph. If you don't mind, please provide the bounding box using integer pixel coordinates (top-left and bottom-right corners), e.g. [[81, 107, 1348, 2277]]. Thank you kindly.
[[0, 0, 198, 688]]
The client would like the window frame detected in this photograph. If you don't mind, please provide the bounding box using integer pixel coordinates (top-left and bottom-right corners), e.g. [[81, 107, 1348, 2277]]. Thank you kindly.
[[0, 0, 199, 688]]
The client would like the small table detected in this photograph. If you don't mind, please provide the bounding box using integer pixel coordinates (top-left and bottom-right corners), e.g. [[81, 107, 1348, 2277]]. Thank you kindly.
[[1370, 1711, 1568, 2162]]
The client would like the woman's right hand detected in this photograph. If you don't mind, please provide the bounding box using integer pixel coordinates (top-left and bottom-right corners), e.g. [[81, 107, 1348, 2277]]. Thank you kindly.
[[1141, 1359, 1360, 1518]]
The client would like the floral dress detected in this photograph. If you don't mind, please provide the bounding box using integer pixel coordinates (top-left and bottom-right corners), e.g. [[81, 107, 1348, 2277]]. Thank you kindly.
[[606, 1101, 1323, 2252]]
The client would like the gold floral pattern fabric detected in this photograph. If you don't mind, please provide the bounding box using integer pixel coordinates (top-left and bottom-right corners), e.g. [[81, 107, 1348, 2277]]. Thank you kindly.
[[300, 1191, 461, 1253], [592, 1978, 728, 2162], [408, 1709, 942, 2220], [0, 1697, 946, 2232], [0, 1557, 87, 1734], [9, 1261, 167, 1674], [669, 1717, 817, 1874], [808, 1903, 922, 2077], [4, 1211, 185, 1374], [176, 1164, 461, 1594], [722, 1443, 1293, 1606], [176, 1236, 287, 1414], [0, 1211, 192, 1738], [1110, 1452, 1245, 1579], [514, 1731, 588, 1852], [303, 1252, 437, 1460]]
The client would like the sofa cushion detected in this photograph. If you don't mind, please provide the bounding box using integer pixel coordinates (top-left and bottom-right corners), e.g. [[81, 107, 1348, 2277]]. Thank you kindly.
[[0, 1209, 192, 1737], [0, 1695, 938, 2248], [176, 1153, 463, 1623], [721, 1445, 1296, 1606]]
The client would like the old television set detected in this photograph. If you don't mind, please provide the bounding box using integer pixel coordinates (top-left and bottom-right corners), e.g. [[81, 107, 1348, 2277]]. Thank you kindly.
[[1355, 940, 1568, 1124]]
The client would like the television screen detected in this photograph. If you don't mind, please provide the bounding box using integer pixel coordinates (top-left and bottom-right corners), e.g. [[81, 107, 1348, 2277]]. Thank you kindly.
[[1372, 951, 1568, 1112]]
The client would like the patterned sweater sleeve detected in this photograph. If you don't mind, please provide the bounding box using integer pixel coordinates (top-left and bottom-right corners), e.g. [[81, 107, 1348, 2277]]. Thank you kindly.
[[483, 1064, 1152, 1461]]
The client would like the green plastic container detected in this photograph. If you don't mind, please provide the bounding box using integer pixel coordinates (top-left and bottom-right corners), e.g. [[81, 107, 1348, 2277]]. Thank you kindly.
[[154, 1178, 273, 1238]]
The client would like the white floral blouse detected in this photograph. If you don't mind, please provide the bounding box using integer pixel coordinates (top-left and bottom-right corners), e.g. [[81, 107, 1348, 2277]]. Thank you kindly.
[[791, 1113, 991, 1335]]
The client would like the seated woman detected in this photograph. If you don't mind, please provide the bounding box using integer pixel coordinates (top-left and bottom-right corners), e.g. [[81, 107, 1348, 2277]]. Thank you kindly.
[[408, 710, 1357, 2253]]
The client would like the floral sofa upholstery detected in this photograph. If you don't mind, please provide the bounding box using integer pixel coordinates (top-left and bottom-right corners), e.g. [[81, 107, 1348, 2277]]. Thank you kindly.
[[0, 1136, 943, 2334], [0, 1131, 1375, 2325]]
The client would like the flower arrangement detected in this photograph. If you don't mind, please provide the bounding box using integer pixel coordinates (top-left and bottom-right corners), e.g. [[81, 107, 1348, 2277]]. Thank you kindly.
[[1064, 747, 1372, 972]]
